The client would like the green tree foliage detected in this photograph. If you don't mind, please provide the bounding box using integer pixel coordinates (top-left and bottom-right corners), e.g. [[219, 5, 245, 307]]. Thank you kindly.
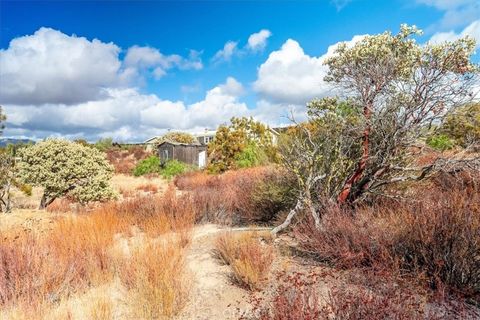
[[208, 117, 278, 173], [441, 103, 480, 147], [0, 106, 5, 136], [18, 139, 116, 209], [94, 137, 113, 151], [161, 132, 196, 144]]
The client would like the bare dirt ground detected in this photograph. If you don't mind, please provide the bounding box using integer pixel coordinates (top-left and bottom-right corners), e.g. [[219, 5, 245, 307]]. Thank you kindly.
[[179, 225, 261, 320]]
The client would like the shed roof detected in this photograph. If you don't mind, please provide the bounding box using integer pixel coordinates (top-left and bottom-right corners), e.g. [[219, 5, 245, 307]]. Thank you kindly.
[[158, 140, 202, 147]]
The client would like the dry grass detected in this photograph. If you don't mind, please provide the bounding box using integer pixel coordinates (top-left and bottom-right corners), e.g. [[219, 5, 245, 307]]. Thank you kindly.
[[117, 238, 190, 319], [0, 186, 194, 318], [89, 295, 113, 320], [111, 174, 167, 199], [215, 231, 274, 290]]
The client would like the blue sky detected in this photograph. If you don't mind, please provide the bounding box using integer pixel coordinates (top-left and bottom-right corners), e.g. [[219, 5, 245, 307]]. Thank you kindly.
[[0, 0, 479, 142]]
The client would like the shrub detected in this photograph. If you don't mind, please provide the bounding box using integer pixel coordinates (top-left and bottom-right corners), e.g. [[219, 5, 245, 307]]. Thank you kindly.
[[426, 134, 455, 151], [133, 155, 160, 176], [215, 231, 274, 290], [106, 146, 150, 175], [442, 103, 480, 147], [174, 166, 293, 225], [235, 143, 268, 169], [17, 139, 116, 208], [295, 185, 480, 302], [161, 160, 189, 179]]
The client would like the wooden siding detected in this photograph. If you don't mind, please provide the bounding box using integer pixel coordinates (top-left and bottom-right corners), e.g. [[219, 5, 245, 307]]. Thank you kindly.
[[158, 142, 206, 167]]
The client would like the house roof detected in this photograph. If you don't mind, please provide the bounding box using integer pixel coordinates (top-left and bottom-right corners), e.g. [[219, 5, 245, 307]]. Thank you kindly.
[[158, 140, 202, 147]]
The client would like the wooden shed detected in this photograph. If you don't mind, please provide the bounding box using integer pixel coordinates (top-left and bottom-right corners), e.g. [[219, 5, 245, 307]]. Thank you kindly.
[[158, 141, 207, 168]]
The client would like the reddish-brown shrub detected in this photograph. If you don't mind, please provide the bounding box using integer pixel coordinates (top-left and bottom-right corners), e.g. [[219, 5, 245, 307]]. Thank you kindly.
[[105, 147, 150, 175], [135, 183, 159, 194], [295, 186, 480, 302], [174, 166, 294, 225]]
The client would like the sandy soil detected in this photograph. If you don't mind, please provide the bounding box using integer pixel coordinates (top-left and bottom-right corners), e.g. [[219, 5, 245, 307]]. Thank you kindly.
[[178, 225, 254, 320]]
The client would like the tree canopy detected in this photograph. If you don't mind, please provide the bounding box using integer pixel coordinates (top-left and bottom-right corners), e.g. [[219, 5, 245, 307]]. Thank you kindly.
[[18, 139, 116, 209], [207, 117, 278, 173], [161, 132, 196, 144], [273, 25, 480, 234]]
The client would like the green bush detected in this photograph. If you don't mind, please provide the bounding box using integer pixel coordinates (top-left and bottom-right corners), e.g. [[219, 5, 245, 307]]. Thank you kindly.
[[160, 160, 189, 179], [133, 157, 189, 179], [133, 156, 161, 176], [235, 143, 268, 169], [426, 134, 454, 151]]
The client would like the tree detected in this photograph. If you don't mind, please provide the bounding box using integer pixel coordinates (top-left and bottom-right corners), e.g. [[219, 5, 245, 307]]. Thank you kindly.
[[18, 139, 116, 209], [0, 106, 5, 136], [273, 25, 480, 234], [272, 99, 361, 233], [208, 117, 278, 173], [94, 137, 113, 151], [161, 132, 196, 144], [441, 103, 480, 147], [323, 24, 479, 204]]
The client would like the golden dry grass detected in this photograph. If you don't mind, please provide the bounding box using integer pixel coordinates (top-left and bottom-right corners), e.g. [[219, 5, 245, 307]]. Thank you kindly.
[[215, 231, 274, 291], [0, 184, 194, 319]]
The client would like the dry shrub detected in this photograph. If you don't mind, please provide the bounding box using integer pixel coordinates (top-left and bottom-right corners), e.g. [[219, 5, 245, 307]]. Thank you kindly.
[[106, 147, 150, 175], [251, 271, 322, 320], [135, 183, 159, 194], [175, 166, 294, 225], [118, 239, 190, 318], [215, 231, 274, 290], [295, 185, 480, 303]]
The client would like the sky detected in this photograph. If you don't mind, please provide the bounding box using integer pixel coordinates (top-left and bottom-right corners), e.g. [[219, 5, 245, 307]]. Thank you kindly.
[[0, 0, 479, 142]]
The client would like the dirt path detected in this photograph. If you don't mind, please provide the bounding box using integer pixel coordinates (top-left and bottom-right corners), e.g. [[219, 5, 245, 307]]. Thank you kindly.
[[178, 224, 271, 320]]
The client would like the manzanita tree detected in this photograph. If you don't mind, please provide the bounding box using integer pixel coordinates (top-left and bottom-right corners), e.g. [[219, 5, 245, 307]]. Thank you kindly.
[[273, 25, 479, 234], [18, 139, 116, 209], [324, 24, 479, 204]]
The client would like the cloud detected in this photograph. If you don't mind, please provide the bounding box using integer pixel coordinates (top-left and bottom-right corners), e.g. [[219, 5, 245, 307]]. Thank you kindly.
[[124, 46, 203, 80], [253, 36, 364, 105], [0, 27, 203, 107], [417, 0, 480, 30], [212, 29, 272, 63], [0, 27, 126, 106], [247, 29, 272, 52], [3, 77, 249, 141], [330, 0, 352, 11], [212, 41, 239, 63], [429, 20, 480, 48]]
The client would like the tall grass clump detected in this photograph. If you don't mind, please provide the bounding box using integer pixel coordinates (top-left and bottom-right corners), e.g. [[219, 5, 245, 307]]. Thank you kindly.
[[117, 239, 190, 318], [215, 231, 274, 290]]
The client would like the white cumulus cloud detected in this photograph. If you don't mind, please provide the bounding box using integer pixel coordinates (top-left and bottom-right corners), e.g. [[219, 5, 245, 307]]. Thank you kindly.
[[247, 29, 272, 52], [429, 20, 480, 48], [0, 27, 126, 105]]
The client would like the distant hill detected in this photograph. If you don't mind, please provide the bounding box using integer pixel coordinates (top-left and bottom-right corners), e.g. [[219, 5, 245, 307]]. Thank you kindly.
[[0, 138, 35, 147]]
